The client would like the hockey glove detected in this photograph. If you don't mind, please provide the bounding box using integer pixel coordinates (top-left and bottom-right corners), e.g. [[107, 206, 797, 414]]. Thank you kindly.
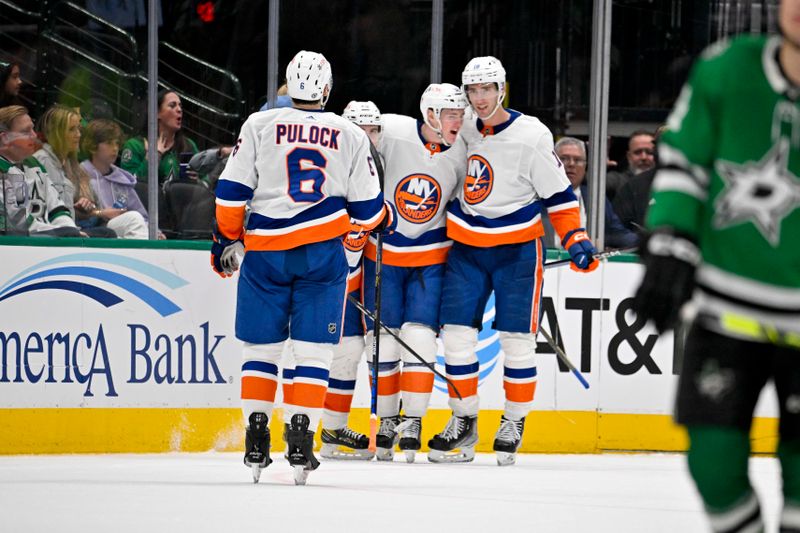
[[210, 234, 244, 278], [372, 200, 397, 234], [562, 228, 599, 273], [632, 229, 700, 333]]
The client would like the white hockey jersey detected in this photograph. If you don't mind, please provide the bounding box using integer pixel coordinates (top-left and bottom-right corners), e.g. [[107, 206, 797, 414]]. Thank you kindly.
[[364, 114, 467, 266], [215, 107, 386, 250], [448, 110, 581, 247]]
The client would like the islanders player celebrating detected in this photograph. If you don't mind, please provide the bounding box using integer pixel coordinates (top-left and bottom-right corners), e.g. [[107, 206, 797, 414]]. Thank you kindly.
[[430, 57, 598, 466], [362, 84, 468, 462], [212, 51, 391, 484], [317, 101, 383, 461]]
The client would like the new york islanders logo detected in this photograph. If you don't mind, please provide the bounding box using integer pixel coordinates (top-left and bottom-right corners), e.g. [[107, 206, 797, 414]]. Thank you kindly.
[[464, 155, 493, 204], [343, 227, 368, 252], [394, 174, 441, 224]]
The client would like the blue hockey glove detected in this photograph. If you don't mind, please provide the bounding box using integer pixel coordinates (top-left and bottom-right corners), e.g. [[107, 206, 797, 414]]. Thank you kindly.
[[210, 233, 244, 278], [632, 229, 700, 333], [562, 228, 599, 272]]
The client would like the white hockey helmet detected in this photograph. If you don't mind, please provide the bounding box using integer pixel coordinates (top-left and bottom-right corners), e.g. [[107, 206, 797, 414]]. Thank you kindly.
[[285, 50, 332, 106], [419, 83, 467, 146], [343, 100, 382, 127], [461, 56, 506, 119]]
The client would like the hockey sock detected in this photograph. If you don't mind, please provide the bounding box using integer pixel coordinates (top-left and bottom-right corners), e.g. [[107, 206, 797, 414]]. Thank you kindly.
[[779, 439, 800, 531], [687, 426, 761, 531]]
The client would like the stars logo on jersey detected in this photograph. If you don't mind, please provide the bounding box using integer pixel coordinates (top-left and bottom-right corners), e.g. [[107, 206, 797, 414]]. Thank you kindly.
[[714, 140, 800, 246], [464, 154, 493, 204], [394, 174, 442, 224]]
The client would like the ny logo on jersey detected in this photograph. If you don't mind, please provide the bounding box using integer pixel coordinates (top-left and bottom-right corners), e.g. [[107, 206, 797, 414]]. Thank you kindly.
[[394, 174, 442, 224], [464, 155, 494, 204], [343, 227, 368, 252], [714, 140, 800, 246]]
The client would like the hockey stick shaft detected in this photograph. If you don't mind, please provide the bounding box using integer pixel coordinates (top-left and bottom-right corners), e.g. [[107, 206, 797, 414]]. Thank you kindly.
[[368, 232, 382, 452], [347, 294, 463, 400], [543, 246, 638, 270], [538, 326, 590, 389]]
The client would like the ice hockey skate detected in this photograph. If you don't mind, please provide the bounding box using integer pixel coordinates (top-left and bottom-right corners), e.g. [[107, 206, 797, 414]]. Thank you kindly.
[[320, 427, 374, 460], [285, 413, 320, 485], [493, 416, 525, 466], [244, 412, 272, 483], [375, 415, 403, 461], [397, 416, 422, 463], [427, 414, 478, 463]]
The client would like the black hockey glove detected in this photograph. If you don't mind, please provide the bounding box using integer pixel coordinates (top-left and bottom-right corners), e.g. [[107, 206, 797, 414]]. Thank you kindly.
[[632, 229, 700, 333]]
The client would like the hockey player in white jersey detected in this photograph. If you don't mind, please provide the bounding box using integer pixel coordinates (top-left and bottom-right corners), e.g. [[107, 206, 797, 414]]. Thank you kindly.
[[361, 83, 468, 462], [211, 51, 392, 484], [431, 57, 598, 466], [317, 100, 383, 460]]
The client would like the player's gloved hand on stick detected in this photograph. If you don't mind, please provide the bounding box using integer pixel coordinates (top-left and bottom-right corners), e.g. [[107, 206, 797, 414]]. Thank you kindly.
[[373, 200, 397, 234], [562, 228, 599, 273], [210, 230, 245, 278], [632, 229, 700, 333]]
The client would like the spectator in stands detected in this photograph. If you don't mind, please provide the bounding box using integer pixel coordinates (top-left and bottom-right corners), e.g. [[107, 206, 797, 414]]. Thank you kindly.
[[80, 118, 155, 239], [0, 105, 82, 237], [605, 129, 655, 201], [120, 89, 212, 236], [259, 83, 292, 111], [188, 145, 233, 191], [34, 105, 116, 238], [546, 137, 638, 250], [0, 61, 23, 108], [613, 126, 667, 234]]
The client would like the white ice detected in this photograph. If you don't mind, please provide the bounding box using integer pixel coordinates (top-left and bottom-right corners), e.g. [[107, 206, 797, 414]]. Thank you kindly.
[[0, 452, 783, 533]]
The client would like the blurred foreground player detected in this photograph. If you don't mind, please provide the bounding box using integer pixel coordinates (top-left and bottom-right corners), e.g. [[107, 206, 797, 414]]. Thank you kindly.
[[633, 1, 800, 529]]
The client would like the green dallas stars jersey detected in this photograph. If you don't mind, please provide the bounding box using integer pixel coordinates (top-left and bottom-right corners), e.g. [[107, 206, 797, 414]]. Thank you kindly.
[[648, 35, 800, 341]]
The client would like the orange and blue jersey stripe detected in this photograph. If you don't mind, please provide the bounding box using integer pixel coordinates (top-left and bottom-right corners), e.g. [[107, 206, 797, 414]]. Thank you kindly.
[[503, 365, 538, 404], [240, 360, 279, 403], [542, 187, 581, 242], [445, 360, 479, 399], [287, 365, 330, 409], [447, 201, 544, 247], [323, 377, 357, 414], [364, 227, 451, 267], [215, 179, 253, 240]]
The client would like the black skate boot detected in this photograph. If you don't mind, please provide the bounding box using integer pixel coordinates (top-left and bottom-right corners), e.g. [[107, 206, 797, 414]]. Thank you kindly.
[[398, 416, 421, 463], [375, 415, 402, 461], [286, 413, 320, 485], [320, 427, 374, 460], [244, 412, 272, 483], [493, 416, 526, 466], [427, 414, 478, 463]]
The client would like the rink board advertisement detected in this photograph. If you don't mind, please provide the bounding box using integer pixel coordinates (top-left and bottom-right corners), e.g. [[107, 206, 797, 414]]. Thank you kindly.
[[0, 239, 780, 454]]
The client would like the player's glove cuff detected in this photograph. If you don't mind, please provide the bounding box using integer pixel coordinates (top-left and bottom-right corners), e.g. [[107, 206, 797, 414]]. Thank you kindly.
[[644, 230, 700, 266], [373, 201, 397, 234], [562, 228, 598, 272]]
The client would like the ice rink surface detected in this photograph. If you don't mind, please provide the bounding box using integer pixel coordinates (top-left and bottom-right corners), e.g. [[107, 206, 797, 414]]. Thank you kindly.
[[0, 452, 783, 532]]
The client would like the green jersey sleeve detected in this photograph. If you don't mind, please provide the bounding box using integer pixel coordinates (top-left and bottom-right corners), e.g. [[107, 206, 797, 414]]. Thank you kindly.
[[120, 137, 148, 183]]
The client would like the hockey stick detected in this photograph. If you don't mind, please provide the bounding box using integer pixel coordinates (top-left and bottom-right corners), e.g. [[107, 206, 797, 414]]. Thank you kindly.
[[347, 294, 463, 400], [538, 326, 590, 389], [543, 246, 638, 270], [367, 142, 384, 453]]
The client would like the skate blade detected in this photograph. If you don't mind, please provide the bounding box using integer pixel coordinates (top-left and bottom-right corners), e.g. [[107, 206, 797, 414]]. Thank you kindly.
[[404, 450, 416, 463], [496, 451, 517, 467], [251, 464, 263, 483], [375, 448, 395, 462], [320, 444, 374, 461], [427, 447, 475, 463], [293, 465, 309, 485]]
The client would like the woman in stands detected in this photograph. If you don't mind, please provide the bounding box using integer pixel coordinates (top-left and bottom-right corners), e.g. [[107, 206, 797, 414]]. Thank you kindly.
[[0, 61, 23, 108], [119, 89, 204, 186], [80, 118, 154, 239], [119, 89, 211, 236], [34, 105, 116, 238]]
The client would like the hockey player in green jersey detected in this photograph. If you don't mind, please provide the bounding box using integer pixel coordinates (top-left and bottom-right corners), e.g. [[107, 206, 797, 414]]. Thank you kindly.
[[633, 0, 800, 530]]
